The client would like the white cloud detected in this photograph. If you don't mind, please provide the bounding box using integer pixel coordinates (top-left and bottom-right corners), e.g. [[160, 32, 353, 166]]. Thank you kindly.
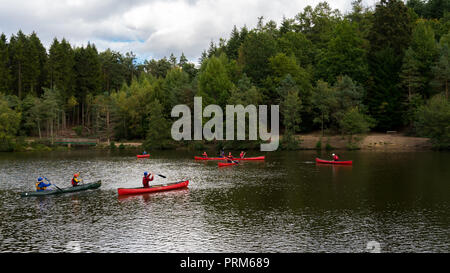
[[0, 0, 378, 64]]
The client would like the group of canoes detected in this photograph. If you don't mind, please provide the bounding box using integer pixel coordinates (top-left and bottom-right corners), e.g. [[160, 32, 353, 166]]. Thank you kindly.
[[20, 151, 351, 197], [21, 173, 102, 197], [21, 170, 189, 197], [195, 150, 266, 167], [21, 151, 189, 197], [195, 151, 352, 167]]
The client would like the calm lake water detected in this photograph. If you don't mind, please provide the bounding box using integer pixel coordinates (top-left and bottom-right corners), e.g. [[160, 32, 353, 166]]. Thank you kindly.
[[0, 149, 448, 253]]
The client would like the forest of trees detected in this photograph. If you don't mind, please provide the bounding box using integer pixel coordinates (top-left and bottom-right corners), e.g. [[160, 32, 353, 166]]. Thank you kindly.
[[0, 0, 449, 151]]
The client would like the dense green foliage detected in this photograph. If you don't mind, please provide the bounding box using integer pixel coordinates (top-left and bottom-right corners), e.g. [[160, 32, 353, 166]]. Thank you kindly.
[[415, 94, 450, 149], [0, 0, 449, 151]]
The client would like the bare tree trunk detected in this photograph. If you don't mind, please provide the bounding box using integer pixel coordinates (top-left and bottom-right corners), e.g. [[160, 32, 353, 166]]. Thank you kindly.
[[106, 109, 110, 144], [62, 110, 66, 130], [86, 104, 90, 129], [82, 102, 85, 127], [95, 109, 99, 135], [51, 116, 54, 145], [321, 112, 324, 137], [18, 62, 22, 99], [446, 80, 448, 100], [408, 81, 411, 100], [37, 120, 41, 139]]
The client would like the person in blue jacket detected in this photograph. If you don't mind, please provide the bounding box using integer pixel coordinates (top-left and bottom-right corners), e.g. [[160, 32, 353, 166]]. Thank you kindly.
[[35, 177, 51, 191]]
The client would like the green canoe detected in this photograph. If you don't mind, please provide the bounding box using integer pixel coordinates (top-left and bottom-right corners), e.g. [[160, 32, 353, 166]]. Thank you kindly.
[[20, 180, 101, 197]]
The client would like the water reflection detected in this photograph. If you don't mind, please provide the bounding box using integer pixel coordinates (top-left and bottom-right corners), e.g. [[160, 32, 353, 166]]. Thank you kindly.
[[0, 150, 448, 252]]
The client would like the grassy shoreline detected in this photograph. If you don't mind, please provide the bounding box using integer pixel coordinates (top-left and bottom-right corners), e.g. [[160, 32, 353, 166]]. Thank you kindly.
[[4, 133, 433, 153]]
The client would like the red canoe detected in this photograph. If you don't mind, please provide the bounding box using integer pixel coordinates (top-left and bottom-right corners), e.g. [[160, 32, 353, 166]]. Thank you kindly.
[[218, 162, 238, 167], [315, 158, 353, 165], [194, 156, 265, 161], [117, 180, 189, 195], [137, 154, 150, 158]]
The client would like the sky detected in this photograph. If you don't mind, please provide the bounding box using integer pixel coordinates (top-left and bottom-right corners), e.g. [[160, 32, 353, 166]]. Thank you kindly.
[[0, 0, 378, 64]]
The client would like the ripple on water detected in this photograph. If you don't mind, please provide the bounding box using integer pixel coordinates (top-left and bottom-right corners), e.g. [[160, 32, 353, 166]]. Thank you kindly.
[[0, 150, 449, 252]]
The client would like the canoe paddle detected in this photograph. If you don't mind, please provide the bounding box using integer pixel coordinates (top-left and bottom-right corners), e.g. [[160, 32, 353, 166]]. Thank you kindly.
[[76, 172, 85, 185], [44, 177, 62, 191], [156, 173, 166, 178]]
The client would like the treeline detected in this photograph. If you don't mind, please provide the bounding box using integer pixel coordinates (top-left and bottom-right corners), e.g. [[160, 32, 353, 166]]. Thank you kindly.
[[0, 0, 449, 151]]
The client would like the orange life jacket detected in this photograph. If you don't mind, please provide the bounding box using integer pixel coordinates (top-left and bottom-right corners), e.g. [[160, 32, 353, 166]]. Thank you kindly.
[[36, 182, 47, 191]]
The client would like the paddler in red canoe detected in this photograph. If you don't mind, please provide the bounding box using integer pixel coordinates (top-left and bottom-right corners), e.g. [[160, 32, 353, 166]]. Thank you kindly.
[[226, 153, 239, 164], [332, 153, 339, 161], [202, 151, 208, 158], [143, 172, 154, 188], [239, 151, 246, 159]]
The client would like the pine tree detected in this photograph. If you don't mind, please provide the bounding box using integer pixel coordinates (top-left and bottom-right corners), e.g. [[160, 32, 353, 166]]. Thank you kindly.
[[294, 2, 342, 49], [0, 33, 11, 94], [198, 54, 233, 107], [317, 19, 368, 85], [312, 80, 337, 136], [74, 43, 102, 126], [399, 47, 424, 99], [28, 32, 47, 97], [238, 30, 279, 86], [99, 49, 127, 93], [48, 38, 75, 97], [144, 99, 170, 149], [408, 21, 439, 98], [278, 75, 302, 134], [9, 30, 27, 98], [366, 0, 413, 130], [225, 25, 241, 60], [431, 44, 450, 99]]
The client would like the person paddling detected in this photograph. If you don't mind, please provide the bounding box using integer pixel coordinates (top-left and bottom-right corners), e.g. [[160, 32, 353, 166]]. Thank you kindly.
[[36, 177, 51, 191], [143, 151, 148, 155], [143, 171, 154, 188], [71, 173, 83, 187], [332, 153, 340, 161], [202, 151, 208, 158], [226, 153, 238, 164], [220, 149, 225, 158], [239, 151, 246, 159]]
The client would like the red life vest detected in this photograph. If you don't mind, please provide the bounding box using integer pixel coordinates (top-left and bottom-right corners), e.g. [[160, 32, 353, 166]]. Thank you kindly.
[[333, 154, 339, 161], [72, 177, 80, 186], [143, 174, 154, 188]]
